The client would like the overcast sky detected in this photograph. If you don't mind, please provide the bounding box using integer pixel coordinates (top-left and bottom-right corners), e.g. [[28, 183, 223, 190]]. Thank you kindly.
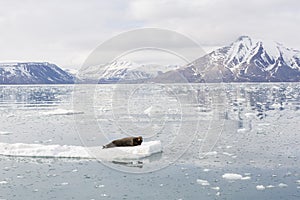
[[0, 0, 299, 69]]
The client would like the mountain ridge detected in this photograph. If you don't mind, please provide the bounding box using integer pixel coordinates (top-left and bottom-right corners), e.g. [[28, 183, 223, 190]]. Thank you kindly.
[[1, 36, 300, 84], [172, 36, 300, 82], [0, 62, 75, 84]]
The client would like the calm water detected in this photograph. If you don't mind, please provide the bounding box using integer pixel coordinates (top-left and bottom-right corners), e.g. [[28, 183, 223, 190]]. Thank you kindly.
[[0, 83, 300, 199]]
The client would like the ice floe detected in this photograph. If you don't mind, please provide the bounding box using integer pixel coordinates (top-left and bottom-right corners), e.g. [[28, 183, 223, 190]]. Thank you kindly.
[[256, 185, 265, 190], [196, 179, 210, 186], [278, 183, 288, 188], [0, 141, 162, 161], [222, 173, 251, 181], [41, 109, 84, 116]]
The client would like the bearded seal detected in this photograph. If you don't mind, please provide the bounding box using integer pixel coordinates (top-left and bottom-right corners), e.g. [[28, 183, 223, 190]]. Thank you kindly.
[[102, 136, 143, 149]]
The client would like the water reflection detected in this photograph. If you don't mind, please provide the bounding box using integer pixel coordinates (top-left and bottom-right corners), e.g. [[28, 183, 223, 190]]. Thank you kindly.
[[0, 86, 73, 108], [197, 83, 300, 133]]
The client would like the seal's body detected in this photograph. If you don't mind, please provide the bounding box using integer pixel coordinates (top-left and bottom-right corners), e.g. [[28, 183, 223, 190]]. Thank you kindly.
[[103, 136, 143, 149]]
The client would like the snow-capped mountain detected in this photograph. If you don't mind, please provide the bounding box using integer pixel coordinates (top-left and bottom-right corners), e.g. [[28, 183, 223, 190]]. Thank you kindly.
[[0, 62, 75, 84], [78, 60, 179, 83], [172, 36, 300, 82]]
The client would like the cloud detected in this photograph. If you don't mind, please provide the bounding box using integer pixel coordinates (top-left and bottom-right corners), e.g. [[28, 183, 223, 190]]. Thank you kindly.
[[0, 0, 299, 69], [0, 0, 137, 68], [128, 0, 300, 47]]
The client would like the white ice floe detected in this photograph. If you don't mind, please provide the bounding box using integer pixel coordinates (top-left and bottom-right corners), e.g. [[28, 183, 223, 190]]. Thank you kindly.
[[0, 141, 162, 161], [211, 186, 220, 191], [256, 185, 265, 190], [222, 173, 250, 181], [196, 179, 210, 186], [241, 176, 251, 180], [266, 185, 275, 189], [237, 128, 248, 133], [222, 152, 234, 157], [0, 131, 11, 135], [278, 183, 288, 188], [0, 180, 8, 185], [205, 151, 218, 156], [41, 109, 84, 116]]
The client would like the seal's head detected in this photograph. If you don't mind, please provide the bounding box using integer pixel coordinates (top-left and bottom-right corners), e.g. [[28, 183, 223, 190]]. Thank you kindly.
[[133, 136, 143, 146]]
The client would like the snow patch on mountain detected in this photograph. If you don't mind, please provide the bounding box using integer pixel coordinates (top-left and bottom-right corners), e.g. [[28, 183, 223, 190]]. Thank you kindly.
[[79, 60, 179, 83], [0, 62, 74, 84], [177, 36, 300, 82]]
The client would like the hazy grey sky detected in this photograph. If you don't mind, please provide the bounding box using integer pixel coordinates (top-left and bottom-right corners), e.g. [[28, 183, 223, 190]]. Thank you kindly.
[[0, 0, 299, 69]]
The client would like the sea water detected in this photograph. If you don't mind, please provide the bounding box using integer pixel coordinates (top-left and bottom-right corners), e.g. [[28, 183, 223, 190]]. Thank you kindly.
[[0, 83, 300, 199]]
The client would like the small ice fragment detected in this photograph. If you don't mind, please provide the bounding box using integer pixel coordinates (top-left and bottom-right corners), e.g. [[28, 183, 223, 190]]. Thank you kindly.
[[3, 167, 9, 171], [237, 128, 247, 133], [61, 182, 69, 186], [278, 183, 288, 188], [296, 180, 300, 184], [266, 185, 275, 189], [95, 184, 104, 188], [0, 181, 8, 185], [144, 106, 153, 116], [244, 113, 256, 119], [222, 173, 243, 180], [216, 192, 220, 196], [206, 151, 218, 156], [223, 152, 234, 156], [0, 131, 11, 135], [203, 168, 211, 172], [256, 185, 265, 190], [241, 176, 251, 180], [42, 109, 84, 116], [211, 186, 220, 191], [197, 179, 210, 186]]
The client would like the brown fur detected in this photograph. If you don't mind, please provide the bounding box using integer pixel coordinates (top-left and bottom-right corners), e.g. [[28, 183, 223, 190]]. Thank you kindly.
[[103, 136, 143, 149]]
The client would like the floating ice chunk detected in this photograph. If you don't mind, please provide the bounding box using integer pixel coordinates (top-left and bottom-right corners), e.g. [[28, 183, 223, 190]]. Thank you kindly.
[[256, 185, 265, 190], [296, 180, 300, 184], [196, 179, 210, 186], [237, 128, 248, 133], [0, 141, 162, 161], [42, 109, 84, 116], [241, 176, 251, 180], [222, 173, 250, 181], [244, 113, 256, 119], [222, 173, 243, 180], [278, 183, 288, 188], [0, 131, 11, 135], [266, 185, 275, 189], [222, 152, 234, 157], [143, 106, 153, 116], [205, 151, 218, 156], [211, 186, 220, 191], [0, 180, 8, 185]]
